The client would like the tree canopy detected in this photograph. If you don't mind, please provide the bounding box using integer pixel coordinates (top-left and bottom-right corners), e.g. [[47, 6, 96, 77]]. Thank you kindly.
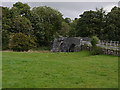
[[76, 8, 105, 38], [31, 6, 63, 46]]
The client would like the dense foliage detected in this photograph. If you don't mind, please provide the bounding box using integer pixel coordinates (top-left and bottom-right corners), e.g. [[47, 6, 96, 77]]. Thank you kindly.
[[76, 8, 105, 38], [2, 2, 120, 51], [76, 7, 120, 41], [31, 6, 63, 46], [9, 33, 36, 51], [13, 15, 33, 35], [103, 7, 120, 41], [91, 46, 103, 55]]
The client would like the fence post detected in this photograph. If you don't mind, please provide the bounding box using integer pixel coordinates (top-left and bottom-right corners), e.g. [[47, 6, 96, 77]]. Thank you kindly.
[[110, 40, 112, 46], [117, 41, 119, 47], [106, 41, 108, 46]]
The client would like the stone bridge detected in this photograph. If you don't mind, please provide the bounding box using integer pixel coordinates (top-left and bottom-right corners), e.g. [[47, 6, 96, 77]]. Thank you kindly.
[[51, 37, 119, 56], [51, 37, 91, 52]]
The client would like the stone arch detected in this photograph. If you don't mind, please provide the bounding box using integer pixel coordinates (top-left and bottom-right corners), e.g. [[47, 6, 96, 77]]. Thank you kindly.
[[69, 44, 76, 52], [59, 42, 64, 52]]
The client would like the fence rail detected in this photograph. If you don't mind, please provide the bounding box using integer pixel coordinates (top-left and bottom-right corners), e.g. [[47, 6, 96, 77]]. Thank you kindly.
[[97, 40, 119, 50], [79, 39, 119, 56]]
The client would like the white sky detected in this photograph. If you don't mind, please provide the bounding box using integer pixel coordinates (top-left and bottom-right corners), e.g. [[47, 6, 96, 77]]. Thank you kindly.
[[1, 0, 120, 2]]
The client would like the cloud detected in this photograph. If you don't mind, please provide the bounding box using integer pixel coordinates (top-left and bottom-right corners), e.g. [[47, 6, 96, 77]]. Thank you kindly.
[[104, 4, 117, 12]]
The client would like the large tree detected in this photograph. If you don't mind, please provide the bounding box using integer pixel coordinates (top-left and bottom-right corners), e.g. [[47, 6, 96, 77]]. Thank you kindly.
[[31, 6, 63, 46], [76, 8, 105, 38], [103, 6, 120, 41], [2, 2, 34, 49]]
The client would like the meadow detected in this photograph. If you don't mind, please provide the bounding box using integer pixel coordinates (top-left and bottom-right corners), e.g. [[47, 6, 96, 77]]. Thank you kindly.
[[2, 51, 118, 88]]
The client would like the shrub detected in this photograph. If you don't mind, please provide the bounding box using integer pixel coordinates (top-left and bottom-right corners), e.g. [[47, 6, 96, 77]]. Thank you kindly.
[[90, 36, 99, 48], [9, 33, 36, 51], [91, 46, 103, 55], [90, 36, 103, 55]]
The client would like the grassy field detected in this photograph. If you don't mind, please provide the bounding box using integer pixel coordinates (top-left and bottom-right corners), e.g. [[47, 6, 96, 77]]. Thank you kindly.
[[2, 51, 118, 88]]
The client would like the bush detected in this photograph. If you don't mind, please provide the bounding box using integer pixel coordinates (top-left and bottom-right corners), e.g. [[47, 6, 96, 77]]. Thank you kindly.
[[90, 36, 99, 48], [90, 36, 103, 55], [91, 47, 103, 55], [9, 33, 36, 51]]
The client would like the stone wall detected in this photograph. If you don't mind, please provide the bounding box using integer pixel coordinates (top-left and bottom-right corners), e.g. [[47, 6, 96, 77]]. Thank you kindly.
[[51, 37, 119, 56], [77, 45, 119, 56]]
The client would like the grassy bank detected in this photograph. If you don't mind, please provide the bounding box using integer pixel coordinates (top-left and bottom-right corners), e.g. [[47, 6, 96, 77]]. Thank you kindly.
[[2, 51, 118, 88]]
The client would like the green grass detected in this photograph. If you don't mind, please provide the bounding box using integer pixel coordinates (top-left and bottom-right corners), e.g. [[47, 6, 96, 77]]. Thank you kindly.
[[2, 51, 118, 88]]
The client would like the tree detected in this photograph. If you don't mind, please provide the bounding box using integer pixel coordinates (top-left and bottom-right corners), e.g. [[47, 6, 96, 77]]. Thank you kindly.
[[95, 8, 106, 39], [59, 22, 71, 37], [12, 15, 33, 35], [103, 6, 120, 41], [2, 3, 34, 49], [2, 7, 12, 31], [2, 7, 12, 50], [64, 18, 71, 24], [2, 29, 9, 50], [11, 2, 31, 18], [76, 8, 105, 38], [31, 6, 63, 46], [69, 18, 79, 37]]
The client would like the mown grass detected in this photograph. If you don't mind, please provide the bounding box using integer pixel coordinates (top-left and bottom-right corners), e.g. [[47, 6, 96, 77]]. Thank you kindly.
[[2, 51, 118, 88]]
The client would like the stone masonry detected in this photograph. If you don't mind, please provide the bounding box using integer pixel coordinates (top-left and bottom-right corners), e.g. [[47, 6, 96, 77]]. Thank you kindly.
[[51, 37, 119, 56], [51, 37, 91, 52]]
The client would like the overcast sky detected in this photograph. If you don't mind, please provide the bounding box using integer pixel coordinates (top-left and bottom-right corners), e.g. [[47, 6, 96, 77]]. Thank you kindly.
[[1, 1, 119, 20]]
